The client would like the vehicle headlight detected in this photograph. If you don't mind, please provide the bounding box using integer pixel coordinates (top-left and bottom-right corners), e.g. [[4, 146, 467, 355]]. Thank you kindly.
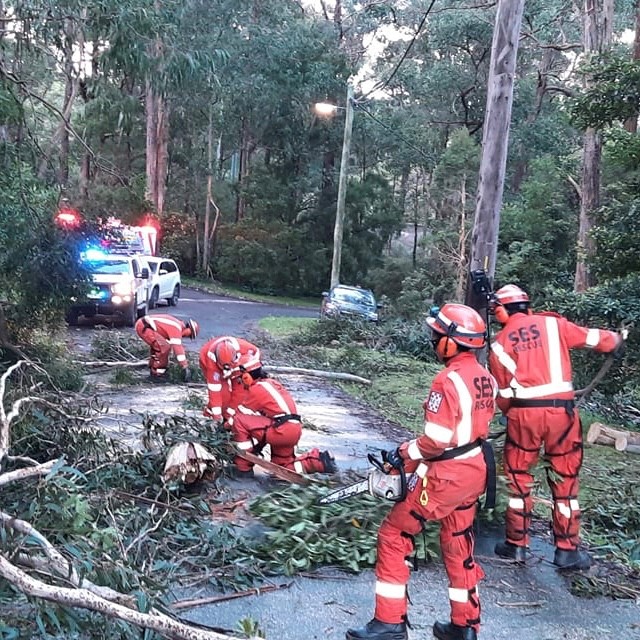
[[112, 281, 134, 296]]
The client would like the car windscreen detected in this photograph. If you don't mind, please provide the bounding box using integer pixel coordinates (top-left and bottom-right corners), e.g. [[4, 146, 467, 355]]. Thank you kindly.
[[333, 289, 375, 306], [90, 260, 130, 275]]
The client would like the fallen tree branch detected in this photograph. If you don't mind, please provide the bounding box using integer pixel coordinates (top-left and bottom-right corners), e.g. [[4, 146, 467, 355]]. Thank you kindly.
[[0, 555, 252, 640], [172, 582, 292, 611], [74, 360, 147, 368], [266, 366, 371, 385], [0, 459, 58, 488], [496, 600, 545, 607], [75, 360, 373, 384], [0, 511, 133, 606]]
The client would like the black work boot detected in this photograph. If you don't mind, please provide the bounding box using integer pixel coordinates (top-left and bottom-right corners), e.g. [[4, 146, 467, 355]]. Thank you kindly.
[[231, 466, 254, 479], [149, 374, 169, 384], [320, 450, 338, 474], [433, 621, 477, 640], [553, 547, 591, 570], [494, 540, 527, 562], [346, 618, 408, 640]]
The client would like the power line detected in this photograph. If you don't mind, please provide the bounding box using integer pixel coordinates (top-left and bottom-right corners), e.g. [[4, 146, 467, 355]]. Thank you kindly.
[[363, 0, 438, 100], [355, 103, 434, 163]]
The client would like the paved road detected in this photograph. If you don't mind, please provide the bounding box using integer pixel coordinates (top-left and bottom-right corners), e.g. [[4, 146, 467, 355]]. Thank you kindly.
[[72, 286, 319, 347], [68, 289, 640, 640], [158, 287, 318, 345]]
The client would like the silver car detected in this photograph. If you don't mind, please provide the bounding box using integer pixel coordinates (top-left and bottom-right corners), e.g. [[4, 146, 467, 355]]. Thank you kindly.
[[320, 285, 380, 322]]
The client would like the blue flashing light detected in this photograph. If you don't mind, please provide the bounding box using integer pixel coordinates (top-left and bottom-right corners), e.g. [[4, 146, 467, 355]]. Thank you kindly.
[[82, 248, 108, 262]]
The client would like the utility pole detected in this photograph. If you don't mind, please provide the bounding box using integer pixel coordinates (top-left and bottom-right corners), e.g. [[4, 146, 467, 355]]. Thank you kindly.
[[467, 0, 525, 294], [330, 84, 354, 289]]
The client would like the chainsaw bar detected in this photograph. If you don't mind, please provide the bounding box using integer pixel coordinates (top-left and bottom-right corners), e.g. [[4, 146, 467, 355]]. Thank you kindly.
[[317, 479, 369, 505]]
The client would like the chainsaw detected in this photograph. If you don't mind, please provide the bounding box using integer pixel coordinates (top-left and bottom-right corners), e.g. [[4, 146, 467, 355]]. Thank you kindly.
[[317, 452, 407, 505]]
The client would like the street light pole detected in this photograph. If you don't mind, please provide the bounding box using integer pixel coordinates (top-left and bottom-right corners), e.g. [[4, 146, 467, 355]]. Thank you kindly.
[[330, 84, 354, 289]]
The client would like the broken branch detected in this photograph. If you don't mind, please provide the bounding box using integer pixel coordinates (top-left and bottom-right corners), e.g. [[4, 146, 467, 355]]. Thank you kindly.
[[172, 582, 292, 611]]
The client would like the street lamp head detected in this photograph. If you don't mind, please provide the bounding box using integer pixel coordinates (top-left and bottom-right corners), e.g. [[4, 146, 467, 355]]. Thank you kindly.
[[314, 101, 342, 116]]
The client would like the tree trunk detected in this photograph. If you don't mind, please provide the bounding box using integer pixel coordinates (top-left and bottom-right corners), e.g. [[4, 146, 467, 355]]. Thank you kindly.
[[202, 107, 221, 275], [58, 19, 74, 187], [575, 0, 614, 292], [145, 83, 169, 217], [467, 0, 525, 301], [37, 15, 84, 182], [511, 48, 556, 192], [236, 120, 250, 222], [455, 174, 467, 301], [623, 0, 640, 133], [203, 107, 214, 273], [156, 93, 169, 217], [145, 79, 158, 210]]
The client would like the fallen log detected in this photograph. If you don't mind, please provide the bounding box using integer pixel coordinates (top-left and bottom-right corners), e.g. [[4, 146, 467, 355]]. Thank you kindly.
[[266, 366, 371, 385], [74, 360, 147, 368], [232, 449, 312, 485], [74, 361, 372, 385], [586, 422, 640, 453], [0, 556, 247, 640]]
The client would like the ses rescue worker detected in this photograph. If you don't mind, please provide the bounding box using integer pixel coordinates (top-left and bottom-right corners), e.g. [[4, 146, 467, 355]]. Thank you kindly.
[[198, 336, 262, 425], [346, 304, 497, 640], [489, 284, 627, 570], [135, 314, 199, 382], [227, 365, 338, 477]]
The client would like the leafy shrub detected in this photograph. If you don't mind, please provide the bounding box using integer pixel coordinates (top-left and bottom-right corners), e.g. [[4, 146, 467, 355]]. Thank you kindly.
[[543, 275, 639, 395]]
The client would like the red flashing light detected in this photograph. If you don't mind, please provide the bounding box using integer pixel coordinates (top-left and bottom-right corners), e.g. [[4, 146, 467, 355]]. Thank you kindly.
[[55, 207, 82, 228]]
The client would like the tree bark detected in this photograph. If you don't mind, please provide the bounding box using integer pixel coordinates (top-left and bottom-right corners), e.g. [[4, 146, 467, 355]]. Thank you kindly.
[[0, 557, 243, 640], [467, 0, 525, 300], [455, 174, 467, 301], [586, 422, 640, 452], [574, 0, 614, 292], [145, 85, 169, 217], [37, 14, 84, 182], [623, 0, 640, 133]]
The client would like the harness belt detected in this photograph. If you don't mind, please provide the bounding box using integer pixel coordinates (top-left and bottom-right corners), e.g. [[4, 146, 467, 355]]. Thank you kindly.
[[511, 398, 575, 417], [428, 439, 482, 462], [272, 413, 301, 427], [428, 439, 496, 510]]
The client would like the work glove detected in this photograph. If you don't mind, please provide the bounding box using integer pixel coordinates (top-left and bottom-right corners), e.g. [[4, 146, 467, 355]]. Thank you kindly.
[[614, 328, 629, 360], [382, 447, 404, 470], [182, 368, 192, 383], [202, 406, 219, 420]]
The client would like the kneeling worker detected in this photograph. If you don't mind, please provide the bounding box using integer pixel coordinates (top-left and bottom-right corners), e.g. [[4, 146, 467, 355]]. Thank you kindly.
[[229, 363, 338, 477]]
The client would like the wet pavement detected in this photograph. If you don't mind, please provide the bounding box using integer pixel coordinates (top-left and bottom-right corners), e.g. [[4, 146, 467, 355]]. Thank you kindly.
[[67, 313, 640, 640], [83, 369, 640, 640]]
